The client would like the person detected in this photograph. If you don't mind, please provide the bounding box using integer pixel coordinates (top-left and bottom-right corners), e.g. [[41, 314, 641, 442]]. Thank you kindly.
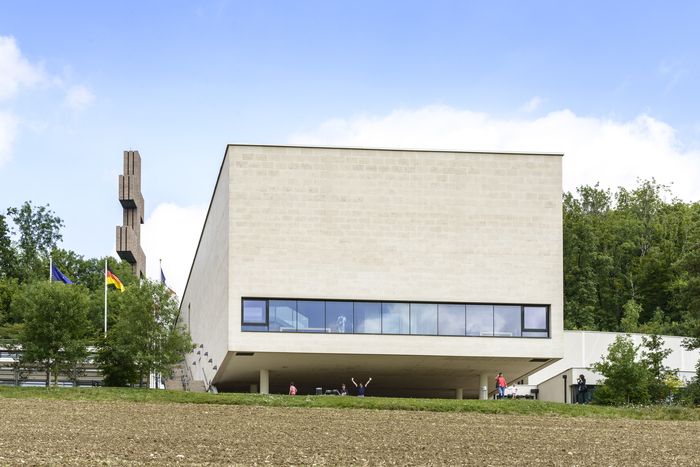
[[576, 374, 587, 403], [351, 377, 372, 397], [495, 372, 507, 399], [339, 383, 348, 396], [289, 382, 297, 396]]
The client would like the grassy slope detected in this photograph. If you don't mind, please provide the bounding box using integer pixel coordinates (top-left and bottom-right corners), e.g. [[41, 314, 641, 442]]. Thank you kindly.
[[1, 387, 698, 421]]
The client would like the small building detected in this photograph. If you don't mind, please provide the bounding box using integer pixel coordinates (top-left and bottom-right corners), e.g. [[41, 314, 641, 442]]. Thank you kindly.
[[529, 330, 700, 403], [182, 144, 565, 398]]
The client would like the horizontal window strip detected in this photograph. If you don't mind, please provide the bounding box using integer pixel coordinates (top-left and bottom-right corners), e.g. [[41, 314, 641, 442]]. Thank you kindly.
[[242, 298, 549, 338]]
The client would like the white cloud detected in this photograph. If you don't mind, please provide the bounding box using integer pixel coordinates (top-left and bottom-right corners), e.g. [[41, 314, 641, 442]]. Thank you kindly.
[[0, 36, 44, 101], [64, 85, 95, 111], [290, 105, 700, 201], [141, 203, 207, 298], [0, 112, 18, 167], [519, 96, 544, 113]]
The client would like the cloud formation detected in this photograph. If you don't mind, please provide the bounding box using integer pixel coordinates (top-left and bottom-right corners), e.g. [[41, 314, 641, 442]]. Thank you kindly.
[[0, 35, 95, 168], [141, 202, 207, 297], [64, 85, 95, 111], [290, 105, 700, 201], [0, 36, 44, 101]]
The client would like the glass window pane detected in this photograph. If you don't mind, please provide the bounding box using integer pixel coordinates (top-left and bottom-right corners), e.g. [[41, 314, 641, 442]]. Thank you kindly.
[[326, 301, 353, 334], [354, 302, 381, 334], [382, 303, 409, 334], [522, 331, 548, 338], [466, 305, 493, 336], [410, 303, 437, 335], [494, 306, 522, 337], [269, 300, 297, 332], [297, 301, 326, 333], [243, 300, 266, 324], [438, 304, 466, 336], [524, 306, 547, 330], [242, 324, 268, 332]]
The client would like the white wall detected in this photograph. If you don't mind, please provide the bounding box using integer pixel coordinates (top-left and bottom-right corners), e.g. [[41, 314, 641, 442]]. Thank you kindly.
[[180, 155, 230, 382], [226, 145, 564, 360]]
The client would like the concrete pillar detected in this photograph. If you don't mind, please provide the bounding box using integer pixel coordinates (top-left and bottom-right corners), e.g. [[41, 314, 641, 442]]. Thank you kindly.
[[259, 369, 269, 394], [479, 373, 489, 400], [455, 388, 463, 400]]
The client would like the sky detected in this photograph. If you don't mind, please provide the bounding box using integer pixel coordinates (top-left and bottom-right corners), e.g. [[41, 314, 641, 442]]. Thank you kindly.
[[1, 1, 699, 296]]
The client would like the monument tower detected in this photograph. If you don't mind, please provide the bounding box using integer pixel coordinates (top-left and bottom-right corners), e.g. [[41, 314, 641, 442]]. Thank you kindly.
[[116, 150, 146, 278]]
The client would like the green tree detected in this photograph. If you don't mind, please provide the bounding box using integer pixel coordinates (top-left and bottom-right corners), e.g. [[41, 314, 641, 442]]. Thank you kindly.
[[0, 214, 17, 278], [12, 281, 92, 386], [6, 201, 64, 282], [98, 279, 193, 387], [619, 299, 641, 333], [640, 334, 674, 402], [592, 335, 650, 405]]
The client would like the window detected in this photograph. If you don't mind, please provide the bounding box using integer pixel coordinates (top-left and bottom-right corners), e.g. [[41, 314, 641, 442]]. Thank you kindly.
[[438, 304, 466, 336], [523, 306, 548, 330], [382, 302, 409, 334], [242, 299, 268, 331], [355, 302, 381, 334], [466, 305, 493, 336], [297, 301, 326, 332], [494, 306, 521, 337], [241, 298, 549, 338], [410, 303, 437, 335], [269, 300, 296, 332], [326, 301, 353, 333]]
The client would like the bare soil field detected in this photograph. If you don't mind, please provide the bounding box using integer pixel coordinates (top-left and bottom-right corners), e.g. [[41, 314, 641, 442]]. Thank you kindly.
[[0, 398, 698, 466]]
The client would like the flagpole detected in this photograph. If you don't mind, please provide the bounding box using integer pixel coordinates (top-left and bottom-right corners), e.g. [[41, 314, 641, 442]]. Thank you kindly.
[[104, 258, 108, 337]]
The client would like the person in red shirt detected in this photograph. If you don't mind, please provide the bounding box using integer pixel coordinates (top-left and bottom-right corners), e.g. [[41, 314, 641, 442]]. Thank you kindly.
[[495, 372, 507, 399]]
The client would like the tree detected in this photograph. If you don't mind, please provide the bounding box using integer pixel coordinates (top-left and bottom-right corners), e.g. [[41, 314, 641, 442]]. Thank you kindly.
[[640, 334, 674, 402], [98, 279, 193, 387], [6, 201, 64, 282], [0, 214, 17, 278], [619, 299, 641, 333], [592, 335, 650, 405], [12, 281, 91, 386]]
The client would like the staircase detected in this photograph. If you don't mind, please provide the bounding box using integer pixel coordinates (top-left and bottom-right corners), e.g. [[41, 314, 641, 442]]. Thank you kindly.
[[165, 360, 206, 392]]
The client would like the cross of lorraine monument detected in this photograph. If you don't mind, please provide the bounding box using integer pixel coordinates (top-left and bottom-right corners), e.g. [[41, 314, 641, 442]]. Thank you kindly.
[[116, 150, 146, 278]]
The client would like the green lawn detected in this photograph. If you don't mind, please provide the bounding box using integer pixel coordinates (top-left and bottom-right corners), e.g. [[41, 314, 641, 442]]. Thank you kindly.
[[0, 386, 697, 421]]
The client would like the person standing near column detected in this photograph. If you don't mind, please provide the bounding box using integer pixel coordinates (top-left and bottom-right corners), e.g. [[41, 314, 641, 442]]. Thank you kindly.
[[495, 372, 507, 399]]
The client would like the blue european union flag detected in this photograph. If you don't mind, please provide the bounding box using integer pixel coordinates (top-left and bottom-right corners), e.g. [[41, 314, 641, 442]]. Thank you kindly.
[[51, 264, 73, 284]]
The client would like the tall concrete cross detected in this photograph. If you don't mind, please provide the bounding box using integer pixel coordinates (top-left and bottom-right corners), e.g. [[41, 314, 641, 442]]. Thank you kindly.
[[116, 150, 146, 278]]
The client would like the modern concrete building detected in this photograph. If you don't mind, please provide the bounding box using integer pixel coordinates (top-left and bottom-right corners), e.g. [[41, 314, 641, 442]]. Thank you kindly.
[[116, 150, 146, 278], [181, 144, 564, 398]]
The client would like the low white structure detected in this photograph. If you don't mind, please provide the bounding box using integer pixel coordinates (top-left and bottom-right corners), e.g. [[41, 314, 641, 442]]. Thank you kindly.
[[529, 331, 700, 403], [182, 144, 564, 398]]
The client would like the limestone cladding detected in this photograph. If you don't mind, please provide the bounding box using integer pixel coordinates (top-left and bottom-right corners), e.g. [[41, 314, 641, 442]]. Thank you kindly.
[[224, 145, 563, 357]]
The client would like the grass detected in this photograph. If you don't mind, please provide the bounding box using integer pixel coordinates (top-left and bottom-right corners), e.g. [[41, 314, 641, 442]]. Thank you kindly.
[[1, 386, 698, 421]]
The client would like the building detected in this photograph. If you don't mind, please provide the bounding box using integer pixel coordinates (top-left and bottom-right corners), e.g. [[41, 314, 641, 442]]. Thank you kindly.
[[529, 330, 700, 403], [181, 144, 564, 398]]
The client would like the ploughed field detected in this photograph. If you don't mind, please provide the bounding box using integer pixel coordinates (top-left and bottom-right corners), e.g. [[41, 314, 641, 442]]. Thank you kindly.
[[0, 398, 698, 466]]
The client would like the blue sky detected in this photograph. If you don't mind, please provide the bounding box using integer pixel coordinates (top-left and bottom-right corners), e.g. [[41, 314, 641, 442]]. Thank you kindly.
[[1, 1, 699, 293]]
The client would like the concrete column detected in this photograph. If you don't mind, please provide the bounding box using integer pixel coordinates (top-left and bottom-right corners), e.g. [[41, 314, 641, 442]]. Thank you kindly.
[[259, 369, 269, 394], [479, 373, 489, 400], [455, 388, 463, 400]]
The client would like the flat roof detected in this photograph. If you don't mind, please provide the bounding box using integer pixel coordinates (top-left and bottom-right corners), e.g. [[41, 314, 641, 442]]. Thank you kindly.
[[227, 143, 564, 158]]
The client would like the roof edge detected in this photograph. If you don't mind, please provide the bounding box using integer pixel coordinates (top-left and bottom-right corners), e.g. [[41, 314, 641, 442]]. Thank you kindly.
[[226, 143, 564, 157]]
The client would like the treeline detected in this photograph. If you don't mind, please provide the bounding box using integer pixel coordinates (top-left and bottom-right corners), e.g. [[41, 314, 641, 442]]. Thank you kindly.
[[0, 201, 193, 386], [564, 179, 699, 346]]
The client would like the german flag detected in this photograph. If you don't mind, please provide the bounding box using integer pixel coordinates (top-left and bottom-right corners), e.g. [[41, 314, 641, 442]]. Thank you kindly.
[[106, 269, 125, 292]]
